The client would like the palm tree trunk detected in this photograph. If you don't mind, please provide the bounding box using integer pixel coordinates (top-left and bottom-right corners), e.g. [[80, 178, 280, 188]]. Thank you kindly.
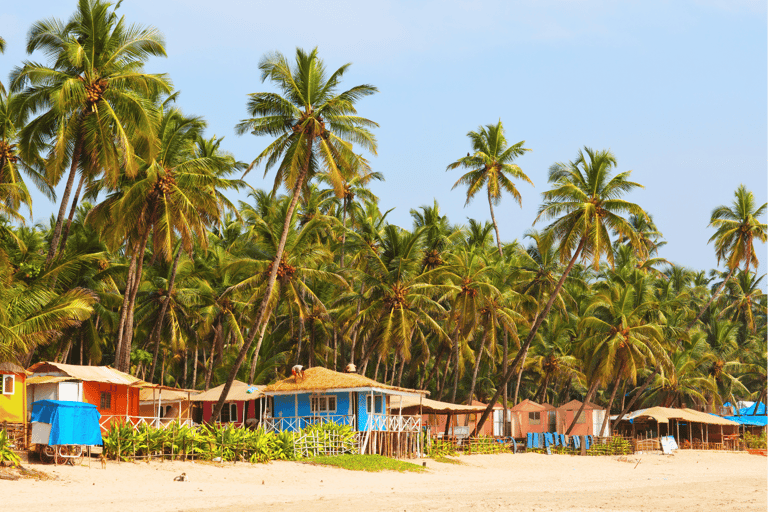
[[204, 348, 213, 391], [247, 319, 270, 385], [537, 373, 551, 403], [688, 266, 736, 329], [46, 130, 83, 266], [149, 247, 183, 380], [114, 241, 139, 368], [613, 367, 660, 427], [57, 173, 86, 256], [467, 330, 488, 405], [566, 379, 599, 435], [488, 188, 503, 258], [420, 344, 445, 389], [474, 238, 586, 435], [513, 343, 530, 404], [192, 344, 199, 389], [348, 283, 365, 365], [119, 226, 152, 372], [502, 330, 509, 434], [599, 361, 626, 436], [396, 354, 405, 387], [438, 348, 453, 401], [339, 198, 348, 268], [211, 136, 313, 421], [450, 328, 461, 403]]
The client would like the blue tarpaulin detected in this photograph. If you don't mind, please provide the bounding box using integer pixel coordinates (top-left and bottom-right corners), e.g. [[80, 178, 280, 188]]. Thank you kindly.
[[31, 400, 102, 446], [723, 415, 768, 427]]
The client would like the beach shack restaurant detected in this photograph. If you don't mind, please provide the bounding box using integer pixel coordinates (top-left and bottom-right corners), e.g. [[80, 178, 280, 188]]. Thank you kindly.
[[262, 367, 426, 434]]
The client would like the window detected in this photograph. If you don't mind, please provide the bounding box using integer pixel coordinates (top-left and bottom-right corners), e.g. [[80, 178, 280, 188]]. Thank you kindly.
[[529, 411, 541, 425], [1, 375, 14, 395], [576, 411, 586, 424], [219, 403, 238, 423], [100, 392, 112, 410], [310, 395, 337, 414], [366, 395, 382, 414]]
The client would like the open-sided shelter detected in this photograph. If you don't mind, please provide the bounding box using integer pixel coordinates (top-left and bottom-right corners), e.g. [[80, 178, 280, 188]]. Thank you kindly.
[[192, 380, 265, 426], [263, 367, 426, 433], [139, 386, 199, 426], [614, 406, 740, 448], [389, 395, 488, 438], [556, 399, 609, 436], [26, 362, 152, 429]]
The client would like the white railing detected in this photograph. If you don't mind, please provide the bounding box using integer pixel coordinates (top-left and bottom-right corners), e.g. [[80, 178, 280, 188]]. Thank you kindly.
[[365, 414, 421, 433], [99, 415, 196, 432], [262, 414, 355, 432]]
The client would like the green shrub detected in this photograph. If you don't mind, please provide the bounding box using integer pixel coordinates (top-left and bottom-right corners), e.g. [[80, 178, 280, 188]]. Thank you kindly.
[[0, 429, 21, 467]]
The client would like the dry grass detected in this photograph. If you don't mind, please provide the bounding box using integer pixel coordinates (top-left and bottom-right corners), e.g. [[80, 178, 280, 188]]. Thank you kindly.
[[264, 367, 424, 395]]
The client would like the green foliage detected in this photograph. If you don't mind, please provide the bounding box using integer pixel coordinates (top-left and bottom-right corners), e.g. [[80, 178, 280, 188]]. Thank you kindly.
[[307, 454, 425, 472], [0, 429, 21, 466], [427, 439, 458, 458], [744, 431, 766, 449]]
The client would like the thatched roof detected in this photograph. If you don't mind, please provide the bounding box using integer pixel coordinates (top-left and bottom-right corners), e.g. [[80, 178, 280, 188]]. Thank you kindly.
[[388, 395, 486, 414], [0, 362, 28, 375], [263, 367, 427, 396], [27, 362, 152, 387], [193, 380, 265, 402], [619, 407, 739, 426]]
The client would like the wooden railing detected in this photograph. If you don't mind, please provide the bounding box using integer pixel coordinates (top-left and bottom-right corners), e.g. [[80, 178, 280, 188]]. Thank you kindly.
[[262, 414, 355, 432], [99, 415, 196, 432]]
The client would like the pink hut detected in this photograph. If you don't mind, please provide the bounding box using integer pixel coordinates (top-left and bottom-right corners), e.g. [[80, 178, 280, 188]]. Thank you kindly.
[[510, 399, 550, 438], [555, 399, 609, 436]]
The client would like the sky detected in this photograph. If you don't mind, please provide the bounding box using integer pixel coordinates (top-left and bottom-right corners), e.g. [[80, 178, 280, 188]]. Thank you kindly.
[[1, 0, 766, 275]]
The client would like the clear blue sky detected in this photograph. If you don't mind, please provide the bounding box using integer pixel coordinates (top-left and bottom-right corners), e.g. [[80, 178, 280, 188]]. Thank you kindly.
[[2, 0, 766, 275]]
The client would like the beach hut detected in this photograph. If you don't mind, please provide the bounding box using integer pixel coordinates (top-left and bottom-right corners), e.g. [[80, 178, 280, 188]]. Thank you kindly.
[[26, 362, 152, 430], [510, 400, 552, 438], [138, 386, 199, 426], [192, 380, 266, 426], [556, 399, 609, 436], [0, 362, 28, 448], [262, 367, 426, 433]]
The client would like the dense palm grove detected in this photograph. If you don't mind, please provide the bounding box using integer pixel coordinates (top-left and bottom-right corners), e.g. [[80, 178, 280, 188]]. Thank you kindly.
[[1, 1, 765, 431]]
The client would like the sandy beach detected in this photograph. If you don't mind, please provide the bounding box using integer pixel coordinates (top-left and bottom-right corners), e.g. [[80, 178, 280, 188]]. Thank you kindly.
[[3, 451, 765, 512]]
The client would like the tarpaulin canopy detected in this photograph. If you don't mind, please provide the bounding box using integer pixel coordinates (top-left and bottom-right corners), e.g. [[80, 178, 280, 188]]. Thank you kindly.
[[31, 400, 102, 446], [723, 415, 768, 427]]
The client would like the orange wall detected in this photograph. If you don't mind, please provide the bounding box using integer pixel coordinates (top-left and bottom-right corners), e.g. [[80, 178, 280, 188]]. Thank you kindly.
[[83, 382, 139, 420], [557, 409, 592, 436]]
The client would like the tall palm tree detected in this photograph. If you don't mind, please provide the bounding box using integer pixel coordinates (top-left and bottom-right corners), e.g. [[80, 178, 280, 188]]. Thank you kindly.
[[690, 185, 767, 328], [11, 0, 170, 265], [447, 120, 532, 257], [212, 48, 378, 420], [474, 146, 647, 434]]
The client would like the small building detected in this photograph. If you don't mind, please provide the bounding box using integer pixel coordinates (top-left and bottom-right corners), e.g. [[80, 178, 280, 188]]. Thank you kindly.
[[26, 362, 151, 430], [138, 386, 200, 426], [0, 362, 28, 448], [192, 380, 266, 426], [262, 367, 426, 433], [614, 406, 740, 449], [556, 399, 609, 437], [510, 399, 550, 438], [389, 395, 487, 439]]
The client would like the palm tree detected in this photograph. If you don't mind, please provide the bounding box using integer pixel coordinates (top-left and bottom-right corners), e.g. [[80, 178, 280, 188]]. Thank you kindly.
[[212, 48, 378, 420], [474, 146, 647, 434], [11, 0, 170, 265], [447, 120, 532, 257], [690, 185, 767, 328]]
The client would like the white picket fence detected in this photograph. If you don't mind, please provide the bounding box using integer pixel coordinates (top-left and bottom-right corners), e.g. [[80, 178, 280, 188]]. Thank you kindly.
[[292, 430, 359, 458]]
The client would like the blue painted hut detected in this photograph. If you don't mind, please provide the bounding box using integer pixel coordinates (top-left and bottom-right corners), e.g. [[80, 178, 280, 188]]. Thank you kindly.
[[262, 367, 426, 433]]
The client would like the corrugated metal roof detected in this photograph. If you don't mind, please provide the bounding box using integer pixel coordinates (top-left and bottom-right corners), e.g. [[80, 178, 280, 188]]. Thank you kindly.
[[193, 380, 265, 402], [27, 362, 153, 387], [26, 375, 76, 385]]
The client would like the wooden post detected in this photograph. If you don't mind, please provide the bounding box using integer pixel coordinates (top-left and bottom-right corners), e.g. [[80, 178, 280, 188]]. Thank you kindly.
[[676, 419, 680, 446], [689, 421, 693, 448], [720, 425, 723, 449]]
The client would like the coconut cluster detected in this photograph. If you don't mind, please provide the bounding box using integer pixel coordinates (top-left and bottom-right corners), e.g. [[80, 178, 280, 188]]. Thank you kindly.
[[81, 77, 108, 105], [0, 141, 19, 165], [154, 173, 176, 196]]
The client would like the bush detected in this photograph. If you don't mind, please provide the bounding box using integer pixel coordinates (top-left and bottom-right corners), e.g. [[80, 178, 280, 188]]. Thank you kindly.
[[0, 429, 21, 467], [744, 431, 766, 449]]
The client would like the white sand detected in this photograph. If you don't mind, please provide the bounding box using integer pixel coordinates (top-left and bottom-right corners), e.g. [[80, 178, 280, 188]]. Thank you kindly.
[[3, 451, 765, 512]]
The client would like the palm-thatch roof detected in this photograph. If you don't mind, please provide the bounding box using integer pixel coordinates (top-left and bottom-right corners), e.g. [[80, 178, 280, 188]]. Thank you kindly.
[[263, 367, 427, 396], [0, 362, 28, 375], [618, 407, 739, 426], [193, 380, 265, 401]]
